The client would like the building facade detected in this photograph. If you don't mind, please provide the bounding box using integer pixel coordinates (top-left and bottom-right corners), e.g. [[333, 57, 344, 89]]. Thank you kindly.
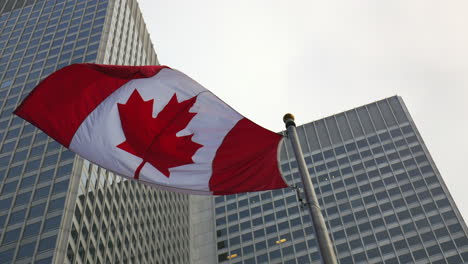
[[0, 0, 190, 263], [214, 96, 468, 263]]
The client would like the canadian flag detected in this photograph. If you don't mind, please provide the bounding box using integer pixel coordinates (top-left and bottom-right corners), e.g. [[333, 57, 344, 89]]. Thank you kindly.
[[15, 64, 288, 195]]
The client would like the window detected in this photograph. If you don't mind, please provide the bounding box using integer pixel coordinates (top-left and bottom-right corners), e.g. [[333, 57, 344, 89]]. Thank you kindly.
[[38, 169, 55, 183], [353, 163, 364, 171], [454, 236, 468, 248], [23, 160, 39, 174], [334, 146, 346, 155], [243, 245, 254, 255], [353, 252, 366, 262], [14, 192, 31, 206], [2, 180, 19, 195], [278, 220, 289, 230], [350, 238, 362, 249], [448, 223, 463, 234], [363, 235, 376, 245], [383, 176, 396, 186], [358, 222, 371, 232], [229, 236, 240, 246], [376, 156, 387, 165], [266, 225, 277, 234], [316, 164, 326, 173], [347, 188, 359, 197], [57, 163, 73, 176], [333, 230, 345, 241], [415, 218, 429, 229], [364, 159, 376, 168], [216, 217, 226, 226], [372, 146, 383, 154], [398, 211, 411, 222], [371, 218, 384, 228], [29, 203, 46, 219], [53, 180, 69, 194], [228, 224, 239, 233], [17, 241, 36, 259], [217, 253, 227, 262], [255, 240, 266, 250], [8, 209, 26, 225], [346, 226, 358, 236], [447, 255, 463, 264], [366, 248, 380, 259], [380, 244, 393, 255], [43, 215, 62, 232], [326, 206, 338, 216], [427, 245, 441, 256], [434, 227, 449, 239], [342, 214, 354, 224], [392, 198, 405, 208], [375, 231, 389, 241], [401, 125, 413, 134], [295, 241, 307, 253], [389, 227, 402, 238], [269, 249, 281, 260], [42, 154, 58, 168], [363, 195, 376, 204], [420, 231, 436, 243], [327, 160, 338, 169], [215, 206, 225, 215], [406, 135, 418, 144], [383, 143, 395, 151], [359, 184, 371, 193], [255, 253, 268, 263], [338, 157, 349, 166], [30, 144, 45, 157], [33, 186, 50, 201], [262, 202, 273, 211], [407, 235, 422, 246], [344, 177, 357, 186], [312, 153, 323, 162], [3, 227, 21, 244], [242, 232, 252, 242], [38, 236, 57, 252], [0, 197, 13, 210], [0, 141, 15, 154], [375, 191, 388, 201], [341, 167, 352, 175]]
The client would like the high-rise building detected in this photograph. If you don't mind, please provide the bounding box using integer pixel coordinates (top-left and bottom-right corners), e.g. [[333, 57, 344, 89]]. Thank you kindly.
[[213, 96, 468, 264], [0, 1, 190, 263]]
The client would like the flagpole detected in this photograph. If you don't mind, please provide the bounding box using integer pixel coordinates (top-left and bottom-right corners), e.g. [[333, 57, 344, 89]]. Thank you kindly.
[[283, 113, 338, 264]]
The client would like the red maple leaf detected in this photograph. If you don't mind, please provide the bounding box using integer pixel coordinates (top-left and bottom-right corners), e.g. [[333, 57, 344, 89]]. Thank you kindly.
[[117, 89, 203, 179]]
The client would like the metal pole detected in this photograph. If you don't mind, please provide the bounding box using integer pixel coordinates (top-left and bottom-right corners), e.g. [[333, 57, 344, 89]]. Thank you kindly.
[[283, 113, 338, 264]]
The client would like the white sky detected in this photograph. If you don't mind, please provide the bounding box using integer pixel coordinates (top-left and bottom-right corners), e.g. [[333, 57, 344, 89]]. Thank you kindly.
[[137, 0, 468, 221]]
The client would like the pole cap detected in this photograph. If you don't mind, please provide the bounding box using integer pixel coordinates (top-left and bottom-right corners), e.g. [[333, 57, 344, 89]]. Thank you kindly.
[[283, 113, 296, 128]]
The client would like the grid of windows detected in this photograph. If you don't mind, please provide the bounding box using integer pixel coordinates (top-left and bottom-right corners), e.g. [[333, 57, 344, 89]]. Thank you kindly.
[[98, 0, 157, 65], [0, 0, 105, 262], [1, 1, 38, 15], [213, 96, 468, 264], [65, 161, 190, 264], [0, 0, 189, 263], [63, 0, 189, 263]]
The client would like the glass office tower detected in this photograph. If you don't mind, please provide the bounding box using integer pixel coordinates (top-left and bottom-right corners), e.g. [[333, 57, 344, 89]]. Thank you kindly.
[[0, 0, 190, 263], [214, 96, 468, 264]]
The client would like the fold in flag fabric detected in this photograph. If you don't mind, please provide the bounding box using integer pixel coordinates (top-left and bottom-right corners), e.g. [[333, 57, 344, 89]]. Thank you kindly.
[[15, 64, 288, 195]]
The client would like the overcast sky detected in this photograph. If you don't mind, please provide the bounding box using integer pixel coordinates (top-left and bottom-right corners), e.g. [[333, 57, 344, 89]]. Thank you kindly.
[[137, 0, 468, 220]]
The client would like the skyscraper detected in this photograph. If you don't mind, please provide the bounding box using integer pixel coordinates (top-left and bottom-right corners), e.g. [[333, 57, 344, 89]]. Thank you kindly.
[[213, 96, 468, 263], [0, 1, 190, 263]]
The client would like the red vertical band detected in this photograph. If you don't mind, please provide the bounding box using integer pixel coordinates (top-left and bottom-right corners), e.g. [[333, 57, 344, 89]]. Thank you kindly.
[[210, 118, 288, 195], [14, 64, 167, 147]]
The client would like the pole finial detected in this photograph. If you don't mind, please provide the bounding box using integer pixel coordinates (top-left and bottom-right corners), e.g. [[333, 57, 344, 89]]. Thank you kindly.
[[283, 113, 296, 128]]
